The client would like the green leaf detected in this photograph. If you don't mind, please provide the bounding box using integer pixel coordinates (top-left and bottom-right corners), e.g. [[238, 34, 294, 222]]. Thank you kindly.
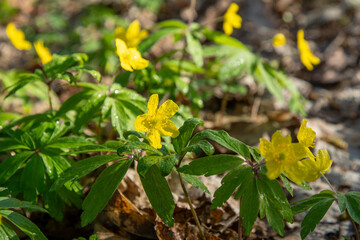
[[111, 100, 127, 137], [345, 191, 360, 224], [204, 28, 248, 50], [190, 129, 250, 159], [47, 137, 93, 148], [184, 140, 214, 156], [0, 221, 19, 240], [262, 196, 285, 236], [138, 27, 182, 53], [0, 151, 33, 184], [0, 197, 46, 212], [181, 173, 210, 194], [51, 154, 122, 191], [0, 210, 47, 240], [0, 139, 29, 152], [73, 92, 106, 132], [279, 174, 293, 197], [55, 90, 95, 117], [69, 66, 101, 82], [138, 155, 176, 177], [300, 198, 335, 239], [5, 129, 36, 149], [156, 20, 187, 29], [291, 192, 335, 215], [218, 51, 247, 81], [337, 192, 346, 212], [140, 165, 175, 226], [211, 166, 251, 210], [121, 142, 163, 155], [4, 73, 42, 99], [240, 176, 259, 236], [173, 118, 203, 155], [81, 159, 131, 226], [178, 154, 244, 176], [20, 154, 45, 198], [44, 53, 87, 79], [186, 31, 203, 67]]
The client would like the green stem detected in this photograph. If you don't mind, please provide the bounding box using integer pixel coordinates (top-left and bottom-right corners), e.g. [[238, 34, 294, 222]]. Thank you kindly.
[[238, 199, 243, 240], [47, 82, 53, 116], [321, 173, 359, 240], [97, 113, 103, 144], [177, 171, 205, 240]]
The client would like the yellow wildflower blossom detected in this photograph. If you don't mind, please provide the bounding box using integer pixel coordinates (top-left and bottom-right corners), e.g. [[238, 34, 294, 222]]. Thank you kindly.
[[115, 20, 148, 48], [297, 119, 316, 148], [272, 33, 286, 47], [297, 29, 320, 71], [115, 39, 149, 72], [135, 94, 179, 149], [34, 40, 53, 65], [223, 3, 242, 35], [259, 131, 307, 180], [6, 23, 31, 50]]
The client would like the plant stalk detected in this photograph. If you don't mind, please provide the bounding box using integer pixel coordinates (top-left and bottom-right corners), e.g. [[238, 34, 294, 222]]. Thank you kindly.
[[238, 199, 243, 240], [47, 83, 53, 115], [177, 171, 205, 240]]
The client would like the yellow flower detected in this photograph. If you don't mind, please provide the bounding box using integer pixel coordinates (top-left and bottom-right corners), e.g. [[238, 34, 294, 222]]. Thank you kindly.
[[223, 3, 242, 35], [115, 20, 148, 48], [297, 119, 316, 148], [272, 33, 286, 47], [135, 94, 180, 149], [6, 23, 31, 50], [259, 131, 307, 180], [34, 40, 53, 65], [115, 39, 149, 72], [297, 29, 320, 71]]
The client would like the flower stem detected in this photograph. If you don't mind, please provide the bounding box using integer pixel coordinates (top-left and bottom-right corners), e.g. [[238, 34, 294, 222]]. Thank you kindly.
[[321, 173, 359, 240], [47, 82, 53, 116], [177, 171, 205, 240], [238, 199, 243, 240]]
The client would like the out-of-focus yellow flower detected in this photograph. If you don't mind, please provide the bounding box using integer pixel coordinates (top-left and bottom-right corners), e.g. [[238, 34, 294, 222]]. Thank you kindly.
[[115, 39, 149, 72], [259, 131, 307, 180], [297, 29, 320, 71], [115, 20, 148, 48], [6, 23, 31, 50], [272, 33, 286, 47], [297, 119, 316, 148], [34, 41, 53, 65], [223, 3, 242, 35], [135, 94, 179, 149]]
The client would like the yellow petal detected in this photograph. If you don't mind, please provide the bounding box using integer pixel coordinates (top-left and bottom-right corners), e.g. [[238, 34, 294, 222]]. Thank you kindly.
[[272, 131, 292, 146], [148, 130, 162, 149], [265, 158, 284, 180], [292, 143, 308, 160], [259, 138, 272, 159], [158, 119, 179, 138], [297, 120, 316, 148], [297, 29, 320, 71], [147, 94, 159, 115], [227, 3, 239, 14], [315, 149, 332, 174], [285, 161, 308, 184], [134, 114, 153, 132], [114, 27, 126, 40], [6, 23, 31, 50], [157, 99, 179, 118], [34, 40, 53, 64], [272, 33, 286, 47], [128, 48, 149, 70], [126, 20, 141, 41], [223, 22, 233, 35], [116, 38, 128, 56]]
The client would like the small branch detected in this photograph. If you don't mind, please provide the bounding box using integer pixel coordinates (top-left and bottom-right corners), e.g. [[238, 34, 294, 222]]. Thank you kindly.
[[347, 209, 360, 240], [177, 171, 205, 240], [321, 173, 336, 193], [238, 199, 243, 240]]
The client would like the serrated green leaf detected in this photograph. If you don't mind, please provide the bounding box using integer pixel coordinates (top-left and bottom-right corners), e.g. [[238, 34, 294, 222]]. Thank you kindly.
[[279, 174, 293, 197], [73, 92, 106, 132], [111, 100, 127, 137], [337, 192, 346, 212], [291, 192, 335, 215], [0, 151, 33, 184], [138, 155, 176, 177], [69, 66, 101, 82], [140, 165, 175, 226], [184, 140, 214, 156], [186, 31, 203, 67], [51, 154, 122, 191], [47, 137, 93, 149], [211, 166, 251, 210], [55, 90, 95, 117], [240, 176, 259, 236], [178, 154, 244, 176], [0, 139, 29, 152], [345, 191, 360, 224], [4, 73, 42, 99], [0, 210, 47, 240], [300, 198, 335, 239], [262, 196, 285, 236], [190, 130, 250, 160], [234, 171, 254, 199], [122, 142, 163, 155], [81, 159, 131, 226], [5, 129, 36, 149], [20, 154, 45, 198], [44, 53, 87, 79], [173, 118, 203, 155], [181, 173, 210, 194]]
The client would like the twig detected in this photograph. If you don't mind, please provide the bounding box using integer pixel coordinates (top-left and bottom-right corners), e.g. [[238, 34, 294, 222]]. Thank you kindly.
[[177, 171, 205, 240]]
